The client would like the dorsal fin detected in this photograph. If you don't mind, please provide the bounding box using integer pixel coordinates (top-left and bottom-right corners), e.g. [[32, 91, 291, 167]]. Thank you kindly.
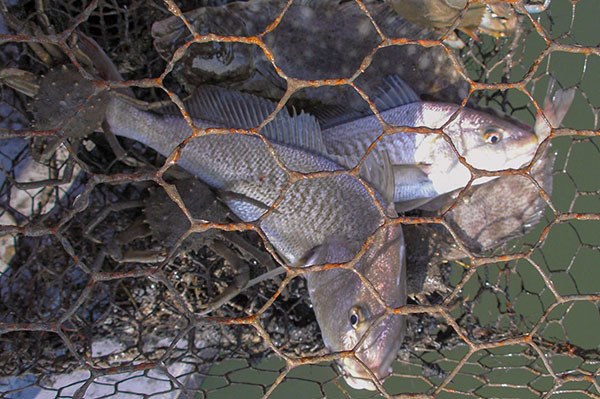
[[160, 85, 327, 155], [261, 108, 327, 155], [314, 104, 368, 129], [315, 75, 420, 129], [373, 75, 420, 112], [171, 85, 277, 129]]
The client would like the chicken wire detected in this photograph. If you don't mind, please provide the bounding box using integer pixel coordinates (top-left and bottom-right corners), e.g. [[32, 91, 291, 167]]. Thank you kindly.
[[0, 0, 599, 398]]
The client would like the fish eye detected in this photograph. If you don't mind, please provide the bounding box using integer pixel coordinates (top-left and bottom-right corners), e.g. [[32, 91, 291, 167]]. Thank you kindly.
[[350, 313, 359, 327], [483, 129, 503, 144], [350, 306, 369, 329]]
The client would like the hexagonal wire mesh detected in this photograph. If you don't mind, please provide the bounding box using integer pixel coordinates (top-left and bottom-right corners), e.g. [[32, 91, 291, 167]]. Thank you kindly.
[[0, 0, 599, 398]]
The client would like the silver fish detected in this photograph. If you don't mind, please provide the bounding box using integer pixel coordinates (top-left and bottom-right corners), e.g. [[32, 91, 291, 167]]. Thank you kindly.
[[161, 78, 570, 212], [103, 93, 406, 390], [320, 76, 574, 210]]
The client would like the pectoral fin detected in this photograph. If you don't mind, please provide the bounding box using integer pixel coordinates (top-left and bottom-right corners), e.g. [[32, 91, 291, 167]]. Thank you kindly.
[[392, 164, 440, 212], [297, 239, 360, 268], [218, 187, 279, 221], [359, 147, 396, 205]]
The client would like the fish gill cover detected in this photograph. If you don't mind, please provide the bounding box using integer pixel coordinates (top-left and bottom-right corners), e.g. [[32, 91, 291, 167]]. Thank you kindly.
[[0, 0, 599, 398]]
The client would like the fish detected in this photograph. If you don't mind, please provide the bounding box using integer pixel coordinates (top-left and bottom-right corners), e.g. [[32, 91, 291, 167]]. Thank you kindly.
[[149, 0, 573, 211], [404, 146, 555, 295], [150, 0, 470, 108], [100, 89, 406, 390], [304, 224, 405, 390], [319, 75, 574, 211], [162, 77, 572, 212]]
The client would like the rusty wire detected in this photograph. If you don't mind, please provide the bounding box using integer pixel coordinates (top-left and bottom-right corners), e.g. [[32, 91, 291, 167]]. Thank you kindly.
[[0, 0, 599, 398]]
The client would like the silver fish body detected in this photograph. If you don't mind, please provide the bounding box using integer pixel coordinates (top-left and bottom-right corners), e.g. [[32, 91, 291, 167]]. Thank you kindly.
[[323, 101, 539, 207], [153, 82, 546, 211], [154, 77, 573, 212], [105, 97, 406, 389]]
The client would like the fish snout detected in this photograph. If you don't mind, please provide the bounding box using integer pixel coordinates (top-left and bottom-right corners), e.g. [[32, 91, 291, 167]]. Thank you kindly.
[[338, 314, 404, 391], [339, 357, 393, 391]]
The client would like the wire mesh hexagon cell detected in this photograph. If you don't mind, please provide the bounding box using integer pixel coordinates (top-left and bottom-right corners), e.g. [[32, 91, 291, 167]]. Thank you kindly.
[[0, 0, 599, 398]]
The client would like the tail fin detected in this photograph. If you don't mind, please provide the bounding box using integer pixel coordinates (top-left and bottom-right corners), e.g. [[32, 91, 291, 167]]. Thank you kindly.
[[75, 31, 135, 97], [534, 78, 576, 140]]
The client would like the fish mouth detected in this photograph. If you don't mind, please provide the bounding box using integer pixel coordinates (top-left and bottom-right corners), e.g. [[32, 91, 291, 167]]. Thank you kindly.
[[337, 317, 403, 391], [338, 350, 396, 391]]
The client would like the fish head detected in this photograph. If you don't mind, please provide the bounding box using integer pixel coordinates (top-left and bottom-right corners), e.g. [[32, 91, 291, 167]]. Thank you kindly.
[[441, 107, 539, 173], [304, 223, 406, 390]]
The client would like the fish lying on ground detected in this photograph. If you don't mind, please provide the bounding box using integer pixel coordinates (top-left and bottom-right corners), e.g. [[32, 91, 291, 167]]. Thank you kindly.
[[151, 0, 470, 109]]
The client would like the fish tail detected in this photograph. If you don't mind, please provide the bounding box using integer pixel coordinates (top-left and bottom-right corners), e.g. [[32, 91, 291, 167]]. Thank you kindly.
[[75, 32, 124, 82], [534, 79, 576, 140]]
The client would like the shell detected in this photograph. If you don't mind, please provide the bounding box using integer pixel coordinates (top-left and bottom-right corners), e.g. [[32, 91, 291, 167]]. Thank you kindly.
[[31, 65, 110, 139]]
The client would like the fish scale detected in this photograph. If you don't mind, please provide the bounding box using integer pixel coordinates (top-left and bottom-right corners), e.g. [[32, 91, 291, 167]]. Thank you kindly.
[[42, 60, 573, 392], [162, 78, 553, 211], [105, 94, 404, 390], [107, 98, 385, 256], [321, 90, 542, 209]]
